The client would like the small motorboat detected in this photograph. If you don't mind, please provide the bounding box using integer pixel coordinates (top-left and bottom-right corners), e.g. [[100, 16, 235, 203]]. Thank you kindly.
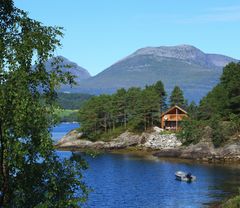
[[175, 171, 196, 182]]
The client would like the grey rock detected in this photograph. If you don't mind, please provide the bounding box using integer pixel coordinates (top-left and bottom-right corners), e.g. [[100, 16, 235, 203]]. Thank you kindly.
[[105, 132, 142, 149], [141, 132, 182, 150], [56, 129, 83, 146]]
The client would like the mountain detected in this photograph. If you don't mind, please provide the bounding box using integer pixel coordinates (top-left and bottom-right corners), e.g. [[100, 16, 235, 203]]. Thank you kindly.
[[45, 56, 91, 92], [75, 45, 238, 102]]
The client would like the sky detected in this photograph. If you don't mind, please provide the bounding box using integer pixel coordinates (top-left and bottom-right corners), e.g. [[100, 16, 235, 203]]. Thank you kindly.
[[15, 0, 240, 76]]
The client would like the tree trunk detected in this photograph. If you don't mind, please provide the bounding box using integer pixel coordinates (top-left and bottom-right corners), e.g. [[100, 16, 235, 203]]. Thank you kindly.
[[151, 113, 154, 127], [124, 113, 127, 129], [0, 120, 10, 207], [104, 116, 107, 133], [112, 121, 115, 131], [159, 104, 162, 126], [144, 116, 147, 131]]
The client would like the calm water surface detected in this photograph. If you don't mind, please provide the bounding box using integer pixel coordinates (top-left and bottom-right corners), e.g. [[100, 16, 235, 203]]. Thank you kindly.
[[52, 123, 240, 208]]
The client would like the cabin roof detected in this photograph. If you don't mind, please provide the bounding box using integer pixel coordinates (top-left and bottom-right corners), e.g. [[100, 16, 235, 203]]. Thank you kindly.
[[161, 105, 187, 117]]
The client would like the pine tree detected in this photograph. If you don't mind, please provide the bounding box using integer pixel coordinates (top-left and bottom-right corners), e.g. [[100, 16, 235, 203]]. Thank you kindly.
[[114, 88, 127, 128], [221, 62, 240, 115], [169, 86, 187, 108], [154, 80, 167, 123]]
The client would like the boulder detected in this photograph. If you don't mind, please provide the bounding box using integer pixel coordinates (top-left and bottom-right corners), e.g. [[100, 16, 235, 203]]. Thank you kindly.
[[106, 132, 142, 149], [180, 143, 216, 159], [58, 139, 93, 149], [56, 130, 83, 146], [217, 142, 240, 161], [153, 126, 164, 133]]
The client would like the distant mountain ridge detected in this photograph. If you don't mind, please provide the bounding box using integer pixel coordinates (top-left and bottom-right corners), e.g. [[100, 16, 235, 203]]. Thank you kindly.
[[51, 45, 238, 102], [129, 45, 235, 68], [45, 56, 91, 92]]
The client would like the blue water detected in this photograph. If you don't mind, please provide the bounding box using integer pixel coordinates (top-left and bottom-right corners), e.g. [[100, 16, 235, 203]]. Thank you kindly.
[[52, 122, 79, 142], [53, 123, 240, 208]]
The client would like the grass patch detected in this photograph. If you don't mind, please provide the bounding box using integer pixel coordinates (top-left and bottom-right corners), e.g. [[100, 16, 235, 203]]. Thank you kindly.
[[100, 126, 126, 142], [54, 109, 79, 122]]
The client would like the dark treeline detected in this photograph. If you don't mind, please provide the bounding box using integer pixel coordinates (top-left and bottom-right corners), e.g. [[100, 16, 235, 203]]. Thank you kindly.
[[57, 92, 93, 109], [179, 62, 240, 147], [79, 81, 187, 140]]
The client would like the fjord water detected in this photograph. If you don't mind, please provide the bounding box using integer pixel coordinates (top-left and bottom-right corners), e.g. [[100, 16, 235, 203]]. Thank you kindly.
[[53, 123, 240, 208]]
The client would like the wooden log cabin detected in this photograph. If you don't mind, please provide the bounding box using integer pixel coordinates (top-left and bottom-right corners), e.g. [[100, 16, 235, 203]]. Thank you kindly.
[[161, 105, 188, 131]]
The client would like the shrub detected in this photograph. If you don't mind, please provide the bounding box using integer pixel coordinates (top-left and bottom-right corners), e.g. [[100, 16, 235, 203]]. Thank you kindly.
[[177, 119, 205, 145], [222, 188, 240, 208], [209, 115, 232, 147]]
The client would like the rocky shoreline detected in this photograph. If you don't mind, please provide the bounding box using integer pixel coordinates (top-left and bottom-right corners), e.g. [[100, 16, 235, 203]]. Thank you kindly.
[[55, 127, 240, 163]]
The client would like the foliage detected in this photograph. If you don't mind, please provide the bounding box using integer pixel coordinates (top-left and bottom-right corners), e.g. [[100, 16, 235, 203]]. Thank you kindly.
[[198, 84, 229, 120], [180, 62, 240, 146], [154, 80, 168, 114], [57, 92, 93, 110], [187, 101, 199, 120], [100, 126, 126, 142], [208, 115, 231, 147], [199, 62, 240, 120], [222, 188, 240, 208], [55, 109, 79, 122], [229, 114, 240, 134], [10, 154, 89, 208], [169, 86, 187, 108], [79, 81, 168, 140], [221, 62, 240, 115], [208, 114, 239, 148], [0, 1, 88, 207], [177, 119, 205, 145], [222, 195, 240, 208]]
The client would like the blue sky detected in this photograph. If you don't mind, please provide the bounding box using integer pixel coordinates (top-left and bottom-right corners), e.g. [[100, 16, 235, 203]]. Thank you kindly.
[[15, 0, 240, 75]]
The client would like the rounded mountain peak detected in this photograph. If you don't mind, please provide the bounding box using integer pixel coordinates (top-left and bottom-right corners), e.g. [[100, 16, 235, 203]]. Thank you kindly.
[[133, 44, 205, 61]]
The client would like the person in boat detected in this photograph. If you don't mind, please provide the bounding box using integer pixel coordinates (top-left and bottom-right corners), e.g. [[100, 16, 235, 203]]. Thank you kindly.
[[186, 173, 192, 180]]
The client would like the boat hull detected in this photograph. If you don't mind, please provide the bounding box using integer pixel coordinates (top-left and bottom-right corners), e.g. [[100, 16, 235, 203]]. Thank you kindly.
[[175, 171, 196, 182]]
